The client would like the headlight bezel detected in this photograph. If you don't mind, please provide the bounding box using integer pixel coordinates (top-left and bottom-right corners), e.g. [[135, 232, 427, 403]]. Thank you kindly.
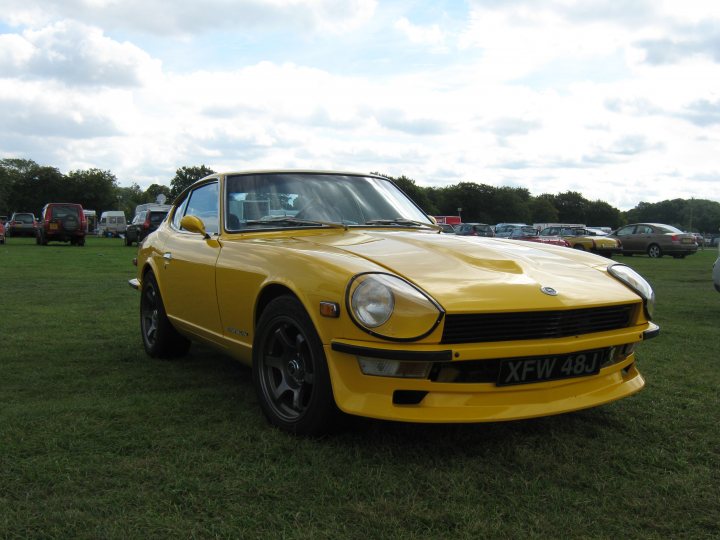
[[608, 263, 655, 320], [346, 272, 445, 342]]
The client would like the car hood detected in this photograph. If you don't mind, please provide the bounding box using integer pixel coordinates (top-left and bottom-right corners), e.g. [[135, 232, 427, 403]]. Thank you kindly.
[[302, 230, 639, 312]]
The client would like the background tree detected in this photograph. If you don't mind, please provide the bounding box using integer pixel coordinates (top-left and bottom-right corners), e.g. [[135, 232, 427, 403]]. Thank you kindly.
[[116, 184, 145, 219], [529, 195, 559, 223], [585, 199, 622, 229], [169, 165, 216, 198], [65, 168, 119, 214], [549, 191, 589, 224], [493, 187, 532, 224], [435, 182, 497, 223], [383, 174, 438, 214], [1, 159, 64, 216], [144, 183, 172, 205], [624, 198, 720, 233]]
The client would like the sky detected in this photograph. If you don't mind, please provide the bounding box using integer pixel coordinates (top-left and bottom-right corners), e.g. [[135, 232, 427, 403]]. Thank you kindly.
[[0, 0, 719, 210]]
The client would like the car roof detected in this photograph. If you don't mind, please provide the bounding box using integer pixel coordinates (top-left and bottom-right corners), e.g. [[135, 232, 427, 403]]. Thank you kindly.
[[204, 169, 381, 180]]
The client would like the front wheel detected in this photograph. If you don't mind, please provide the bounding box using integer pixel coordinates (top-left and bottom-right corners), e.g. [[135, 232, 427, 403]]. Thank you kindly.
[[647, 244, 662, 258], [140, 272, 191, 358], [252, 296, 339, 435]]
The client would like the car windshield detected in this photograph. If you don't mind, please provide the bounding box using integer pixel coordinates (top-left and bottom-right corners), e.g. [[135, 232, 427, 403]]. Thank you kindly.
[[510, 227, 537, 237], [225, 173, 432, 231], [51, 206, 79, 219]]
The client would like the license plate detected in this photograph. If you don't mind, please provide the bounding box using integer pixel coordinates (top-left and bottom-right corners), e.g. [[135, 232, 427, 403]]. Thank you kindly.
[[497, 349, 607, 386], [49, 224, 58, 230], [681, 238, 693, 244]]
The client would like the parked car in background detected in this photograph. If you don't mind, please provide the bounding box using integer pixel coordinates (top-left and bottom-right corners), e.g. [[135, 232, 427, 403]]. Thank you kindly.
[[0, 220, 5, 244], [6, 212, 38, 237], [98, 210, 127, 237], [507, 226, 570, 247], [37, 203, 87, 246], [455, 222, 494, 236], [129, 170, 658, 435], [438, 223, 456, 234], [539, 226, 621, 257], [125, 208, 169, 246], [494, 223, 530, 238], [609, 223, 698, 258]]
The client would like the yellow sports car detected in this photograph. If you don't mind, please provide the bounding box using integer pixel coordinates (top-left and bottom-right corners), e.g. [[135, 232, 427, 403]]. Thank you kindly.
[[129, 171, 658, 434], [539, 226, 622, 257]]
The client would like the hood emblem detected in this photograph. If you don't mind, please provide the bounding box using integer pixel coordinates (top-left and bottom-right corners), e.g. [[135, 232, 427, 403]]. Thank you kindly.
[[541, 286, 558, 296]]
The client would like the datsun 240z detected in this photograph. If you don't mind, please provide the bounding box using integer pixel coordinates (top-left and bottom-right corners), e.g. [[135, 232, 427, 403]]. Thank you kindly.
[[129, 171, 659, 435]]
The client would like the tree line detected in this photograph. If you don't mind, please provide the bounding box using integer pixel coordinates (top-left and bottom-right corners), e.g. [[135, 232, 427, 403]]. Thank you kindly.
[[388, 174, 720, 233], [0, 159, 214, 222], [1, 158, 718, 233]]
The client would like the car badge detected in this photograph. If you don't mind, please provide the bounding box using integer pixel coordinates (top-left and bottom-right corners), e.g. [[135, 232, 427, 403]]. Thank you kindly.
[[541, 286, 558, 296]]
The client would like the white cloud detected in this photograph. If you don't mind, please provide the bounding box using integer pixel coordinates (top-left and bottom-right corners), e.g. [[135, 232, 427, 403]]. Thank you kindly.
[[0, 1, 719, 210], [0, 20, 161, 86], [0, 0, 378, 35], [394, 17, 446, 49]]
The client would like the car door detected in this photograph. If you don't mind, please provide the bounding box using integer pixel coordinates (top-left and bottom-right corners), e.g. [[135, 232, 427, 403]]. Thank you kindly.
[[613, 225, 640, 252], [158, 181, 224, 341]]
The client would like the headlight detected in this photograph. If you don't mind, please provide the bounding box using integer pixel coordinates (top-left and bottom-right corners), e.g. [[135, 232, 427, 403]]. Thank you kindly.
[[347, 273, 444, 341], [608, 264, 655, 319]]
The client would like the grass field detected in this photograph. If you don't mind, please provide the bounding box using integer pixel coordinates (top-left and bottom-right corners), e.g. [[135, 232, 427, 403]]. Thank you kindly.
[[1, 237, 718, 539]]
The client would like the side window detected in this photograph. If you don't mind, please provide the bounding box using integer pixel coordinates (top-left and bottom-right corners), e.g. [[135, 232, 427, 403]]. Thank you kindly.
[[616, 226, 635, 236], [173, 182, 219, 234], [172, 195, 190, 230]]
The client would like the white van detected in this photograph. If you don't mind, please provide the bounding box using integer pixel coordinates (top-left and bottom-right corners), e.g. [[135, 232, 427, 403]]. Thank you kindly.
[[98, 210, 127, 237]]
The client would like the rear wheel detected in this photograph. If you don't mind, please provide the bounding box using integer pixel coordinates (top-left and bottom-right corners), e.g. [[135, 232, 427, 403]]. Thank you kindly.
[[140, 272, 191, 358], [125, 235, 133, 246], [252, 295, 339, 435], [647, 244, 662, 258], [573, 244, 585, 250]]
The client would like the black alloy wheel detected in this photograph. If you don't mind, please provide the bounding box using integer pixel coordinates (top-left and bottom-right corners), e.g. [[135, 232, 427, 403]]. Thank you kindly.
[[252, 296, 338, 435], [140, 272, 190, 358]]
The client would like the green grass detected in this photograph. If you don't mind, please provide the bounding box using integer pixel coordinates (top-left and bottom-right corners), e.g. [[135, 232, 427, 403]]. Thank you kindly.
[[1, 237, 718, 539]]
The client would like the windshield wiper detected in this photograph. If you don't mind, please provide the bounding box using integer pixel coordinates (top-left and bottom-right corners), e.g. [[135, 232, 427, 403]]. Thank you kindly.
[[364, 219, 442, 232], [243, 217, 347, 230]]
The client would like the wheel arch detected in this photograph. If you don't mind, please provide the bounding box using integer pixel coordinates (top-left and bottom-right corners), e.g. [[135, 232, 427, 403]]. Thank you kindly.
[[255, 284, 300, 329]]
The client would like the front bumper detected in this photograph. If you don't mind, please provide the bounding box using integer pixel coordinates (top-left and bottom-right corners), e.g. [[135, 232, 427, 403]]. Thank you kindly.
[[326, 323, 658, 423]]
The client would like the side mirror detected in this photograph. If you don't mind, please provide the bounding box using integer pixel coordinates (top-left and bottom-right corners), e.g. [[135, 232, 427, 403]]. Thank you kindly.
[[180, 215, 209, 239]]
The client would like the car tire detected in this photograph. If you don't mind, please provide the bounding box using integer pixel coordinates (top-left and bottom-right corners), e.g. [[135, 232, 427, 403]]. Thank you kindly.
[[647, 244, 662, 258], [125, 235, 133, 246], [252, 295, 339, 435], [573, 244, 585, 250], [140, 272, 191, 358]]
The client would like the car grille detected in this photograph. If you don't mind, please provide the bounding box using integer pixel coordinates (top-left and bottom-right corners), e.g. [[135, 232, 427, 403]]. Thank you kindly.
[[441, 304, 635, 344]]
